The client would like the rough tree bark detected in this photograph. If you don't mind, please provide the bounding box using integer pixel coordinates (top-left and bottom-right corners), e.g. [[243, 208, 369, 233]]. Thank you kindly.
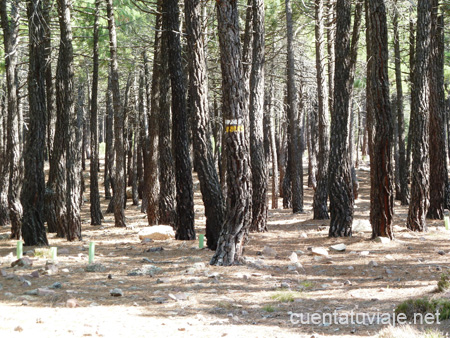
[[210, 0, 252, 266], [367, 0, 395, 239], [162, 0, 195, 239], [185, 0, 225, 248], [249, 0, 268, 232], [427, 2, 446, 220], [393, 0, 409, 205], [285, 0, 303, 213], [328, 0, 353, 237], [106, 0, 126, 227], [89, 0, 103, 225], [22, 0, 49, 246], [0, 0, 22, 238], [313, 0, 330, 220], [407, 0, 431, 232]]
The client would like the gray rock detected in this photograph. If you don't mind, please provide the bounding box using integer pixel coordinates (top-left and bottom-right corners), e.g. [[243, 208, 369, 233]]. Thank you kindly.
[[25, 250, 35, 257], [385, 268, 393, 275], [58, 248, 70, 255], [295, 250, 305, 255], [110, 288, 123, 297], [0, 269, 7, 277], [344, 280, 352, 286], [22, 280, 32, 287], [145, 247, 164, 253], [25, 289, 38, 296], [193, 262, 206, 270], [154, 297, 167, 304], [85, 264, 107, 273], [368, 261, 378, 268], [30, 270, 40, 278], [37, 288, 55, 296], [45, 264, 59, 275], [281, 282, 290, 289], [50, 282, 62, 289], [127, 265, 162, 277], [4, 292, 14, 297], [438, 250, 446, 256]]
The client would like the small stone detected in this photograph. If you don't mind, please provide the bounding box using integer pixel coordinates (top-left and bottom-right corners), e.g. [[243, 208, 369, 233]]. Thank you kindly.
[[85, 264, 106, 273], [22, 300, 29, 306], [288, 252, 298, 263], [14, 326, 23, 332], [385, 268, 393, 275], [300, 232, 308, 239], [61, 268, 69, 273], [30, 270, 40, 278], [407, 246, 413, 250], [45, 264, 59, 275], [37, 288, 55, 296], [193, 262, 206, 270], [22, 279, 32, 287], [374, 237, 390, 244], [360, 251, 369, 256], [208, 272, 220, 278], [348, 266, 354, 270], [66, 299, 78, 308], [145, 247, 164, 253], [296, 250, 305, 255], [321, 284, 330, 289], [281, 282, 290, 289], [11, 257, 33, 268], [25, 250, 35, 257], [108, 274, 113, 279], [58, 248, 70, 255], [438, 250, 446, 256], [385, 254, 395, 260], [50, 282, 62, 289], [437, 266, 443, 272], [262, 246, 277, 257], [0, 269, 7, 277], [154, 297, 167, 304], [344, 280, 352, 286], [25, 289, 38, 296], [110, 288, 123, 297], [368, 261, 378, 268], [311, 247, 329, 257], [330, 244, 346, 252]]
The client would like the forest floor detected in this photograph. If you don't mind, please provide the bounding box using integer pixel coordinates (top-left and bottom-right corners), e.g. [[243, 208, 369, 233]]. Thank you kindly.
[[1, 160, 450, 338]]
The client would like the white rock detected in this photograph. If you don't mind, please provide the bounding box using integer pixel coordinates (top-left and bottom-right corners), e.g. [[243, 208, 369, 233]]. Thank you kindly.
[[311, 247, 329, 257], [262, 246, 277, 257], [360, 251, 370, 256], [138, 226, 175, 241], [374, 237, 390, 244], [353, 219, 371, 232], [289, 252, 298, 263], [330, 244, 346, 252]]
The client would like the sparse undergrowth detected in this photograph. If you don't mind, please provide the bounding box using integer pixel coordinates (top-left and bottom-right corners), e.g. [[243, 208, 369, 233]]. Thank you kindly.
[[395, 297, 450, 321], [437, 273, 450, 292]]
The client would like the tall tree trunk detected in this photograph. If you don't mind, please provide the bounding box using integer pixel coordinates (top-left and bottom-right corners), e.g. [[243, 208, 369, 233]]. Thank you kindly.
[[106, 0, 126, 227], [0, 0, 22, 238], [313, 0, 330, 220], [267, 71, 279, 209], [104, 75, 114, 203], [427, 3, 446, 220], [407, 0, 431, 232], [162, 0, 195, 240], [0, 85, 9, 226], [285, 0, 303, 213], [328, 0, 353, 238], [43, 0, 55, 162], [22, 0, 48, 246], [185, 0, 225, 248], [367, 0, 394, 239], [393, 0, 409, 205], [210, 0, 252, 266], [89, 0, 103, 225], [406, 8, 415, 184], [249, 0, 268, 232], [158, 30, 176, 226], [327, 0, 335, 118], [56, 0, 81, 241]]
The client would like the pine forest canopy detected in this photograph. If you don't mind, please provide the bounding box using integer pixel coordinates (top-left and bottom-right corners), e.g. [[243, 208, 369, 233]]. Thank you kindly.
[[0, 0, 448, 265]]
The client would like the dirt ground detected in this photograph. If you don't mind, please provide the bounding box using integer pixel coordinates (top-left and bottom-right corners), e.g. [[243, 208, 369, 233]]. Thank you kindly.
[[1, 161, 450, 338]]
